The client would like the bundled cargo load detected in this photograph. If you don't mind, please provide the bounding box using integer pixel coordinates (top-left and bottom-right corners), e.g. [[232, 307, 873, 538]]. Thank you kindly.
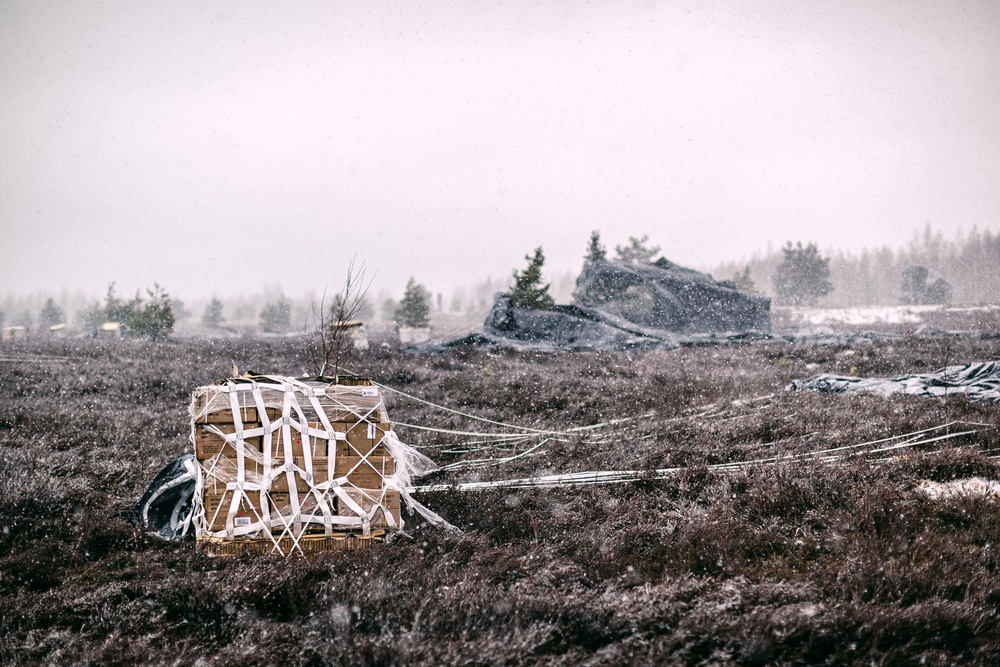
[[189, 373, 440, 556]]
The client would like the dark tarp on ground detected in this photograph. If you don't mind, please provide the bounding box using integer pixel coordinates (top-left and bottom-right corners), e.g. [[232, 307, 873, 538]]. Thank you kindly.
[[789, 361, 1000, 404], [134, 454, 196, 540], [456, 258, 771, 352], [481, 294, 671, 351], [574, 258, 771, 335]]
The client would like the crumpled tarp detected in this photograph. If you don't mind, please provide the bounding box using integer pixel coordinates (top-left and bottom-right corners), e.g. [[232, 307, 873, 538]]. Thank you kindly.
[[438, 258, 770, 352], [788, 361, 1000, 404], [134, 454, 197, 540], [481, 294, 672, 351], [574, 258, 771, 335]]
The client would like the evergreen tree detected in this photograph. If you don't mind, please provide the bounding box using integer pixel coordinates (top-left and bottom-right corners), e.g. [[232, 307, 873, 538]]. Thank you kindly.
[[585, 230, 607, 263], [732, 266, 758, 293], [381, 298, 398, 322], [103, 283, 126, 322], [394, 278, 431, 328], [129, 284, 175, 340], [76, 302, 104, 334], [773, 242, 833, 306], [260, 296, 292, 332], [38, 298, 64, 328], [202, 298, 225, 327], [614, 235, 661, 264], [509, 247, 555, 310]]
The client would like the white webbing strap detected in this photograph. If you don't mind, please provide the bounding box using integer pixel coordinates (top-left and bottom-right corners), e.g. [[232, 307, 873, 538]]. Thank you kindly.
[[194, 377, 417, 550]]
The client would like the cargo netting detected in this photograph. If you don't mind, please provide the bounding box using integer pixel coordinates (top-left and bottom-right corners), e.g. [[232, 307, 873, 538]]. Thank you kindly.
[[190, 374, 447, 556]]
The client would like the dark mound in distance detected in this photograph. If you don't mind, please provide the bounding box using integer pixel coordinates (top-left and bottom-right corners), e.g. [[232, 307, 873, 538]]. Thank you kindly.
[[448, 258, 772, 352]]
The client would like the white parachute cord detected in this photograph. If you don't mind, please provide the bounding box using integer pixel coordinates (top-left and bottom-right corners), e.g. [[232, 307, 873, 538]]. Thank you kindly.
[[369, 380, 563, 435], [408, 423, 988, 493]]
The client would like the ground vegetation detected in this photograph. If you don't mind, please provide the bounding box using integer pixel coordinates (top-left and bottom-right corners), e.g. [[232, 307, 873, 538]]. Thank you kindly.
[[1, 329, 1000, 664]]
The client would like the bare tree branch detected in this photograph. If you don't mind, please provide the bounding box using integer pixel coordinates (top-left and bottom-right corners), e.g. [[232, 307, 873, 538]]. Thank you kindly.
[[305, 256, 373, 377]]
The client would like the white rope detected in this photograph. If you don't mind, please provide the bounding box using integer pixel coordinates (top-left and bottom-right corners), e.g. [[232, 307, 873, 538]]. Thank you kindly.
[[190, 376, 452, 551], [373, 380, 563, 434], [408, 422, 991, 493]]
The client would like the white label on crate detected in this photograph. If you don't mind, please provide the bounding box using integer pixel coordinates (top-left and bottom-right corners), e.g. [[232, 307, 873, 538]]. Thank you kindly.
[[367, 422, 376, 439], [361, 387, 379, 397], [234, 516, 251, 527]]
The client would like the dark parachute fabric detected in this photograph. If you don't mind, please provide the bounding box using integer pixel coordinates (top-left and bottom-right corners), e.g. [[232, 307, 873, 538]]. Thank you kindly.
[[789, 361, 1000, 404], [434, 258, 771, 352], [574, 258, 771, 335], [134, 454, 196, 540], [482, 294, 669, 351]]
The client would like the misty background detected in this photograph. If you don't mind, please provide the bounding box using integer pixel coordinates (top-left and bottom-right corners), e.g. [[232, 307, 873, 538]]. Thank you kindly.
[[3, 1, 999, 332]]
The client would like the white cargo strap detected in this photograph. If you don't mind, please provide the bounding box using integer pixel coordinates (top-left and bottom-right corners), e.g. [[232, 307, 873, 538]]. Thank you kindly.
[[192, 376, 426, 552]]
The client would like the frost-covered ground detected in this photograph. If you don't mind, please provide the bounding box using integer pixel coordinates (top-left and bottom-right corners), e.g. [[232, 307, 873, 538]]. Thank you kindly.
[[777, 304, 1000, 331], [2, 332, 1000, 665]]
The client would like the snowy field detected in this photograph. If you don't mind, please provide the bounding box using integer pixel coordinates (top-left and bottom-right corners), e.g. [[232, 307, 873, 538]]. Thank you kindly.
[[777, 304, 1000, 330]]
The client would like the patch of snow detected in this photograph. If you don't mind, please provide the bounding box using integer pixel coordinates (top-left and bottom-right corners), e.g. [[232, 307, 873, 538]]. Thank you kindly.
[[915, 477, 1000, 500], [788, 305, 936, 326]]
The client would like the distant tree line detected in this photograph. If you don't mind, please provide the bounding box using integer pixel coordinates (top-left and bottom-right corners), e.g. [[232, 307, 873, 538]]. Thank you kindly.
[[712, 225, 1000, 307], [77, 282, 176, 339]]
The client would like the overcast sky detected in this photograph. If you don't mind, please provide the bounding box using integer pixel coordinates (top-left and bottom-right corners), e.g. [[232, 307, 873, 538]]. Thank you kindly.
[[2, 0, 998, 302]]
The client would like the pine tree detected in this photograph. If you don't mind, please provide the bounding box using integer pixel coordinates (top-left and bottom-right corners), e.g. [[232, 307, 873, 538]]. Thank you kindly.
[[260, 296, 292, 333], [614, 235, 661, 264], [732, 266, 758, 293], [76, 302, 104, 334], [584, 230, 607, 263], [395, 278, 431, 328], [38, 298, 64, 328], [103, 283, 126, 323], [773, 242, 833, 306], [510, 247, 555, 310], [129, 284, 176, 340], [202, 298, 225, 327]]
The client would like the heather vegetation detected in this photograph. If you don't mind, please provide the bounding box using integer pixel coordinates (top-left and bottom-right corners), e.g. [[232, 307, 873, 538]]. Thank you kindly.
[[2, 329, 1000, 664]]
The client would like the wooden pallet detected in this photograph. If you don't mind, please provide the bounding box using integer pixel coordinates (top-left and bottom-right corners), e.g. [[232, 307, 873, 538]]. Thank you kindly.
[[197, 531, 386, 557]]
